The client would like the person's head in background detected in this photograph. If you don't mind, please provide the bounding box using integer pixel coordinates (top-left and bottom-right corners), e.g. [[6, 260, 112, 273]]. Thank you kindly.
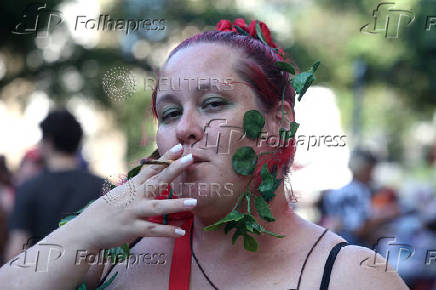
[[38, 108, 83, 171], [348, 149, 378, 185]]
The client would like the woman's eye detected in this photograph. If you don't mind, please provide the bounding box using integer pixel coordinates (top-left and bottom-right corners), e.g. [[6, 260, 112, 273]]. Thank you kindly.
[[202, 99, 228, 110], [161, 109, 181, 122]]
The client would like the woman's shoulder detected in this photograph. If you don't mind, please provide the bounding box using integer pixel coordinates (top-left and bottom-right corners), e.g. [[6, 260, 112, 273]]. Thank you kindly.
[[298, 223, 408, 290], [329, 242, 409, 289]]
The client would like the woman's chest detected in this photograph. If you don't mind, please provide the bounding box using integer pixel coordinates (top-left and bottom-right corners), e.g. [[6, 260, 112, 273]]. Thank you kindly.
[[102, 243, 327, 290]]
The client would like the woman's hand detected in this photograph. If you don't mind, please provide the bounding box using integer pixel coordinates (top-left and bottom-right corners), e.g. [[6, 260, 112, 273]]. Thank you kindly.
[[70, 143, 196, 251]]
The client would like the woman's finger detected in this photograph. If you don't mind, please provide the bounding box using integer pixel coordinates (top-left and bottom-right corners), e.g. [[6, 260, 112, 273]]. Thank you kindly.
[[134, 143, 184, 185], [132, 198, 197, 217], [133, 220, 188, 238]]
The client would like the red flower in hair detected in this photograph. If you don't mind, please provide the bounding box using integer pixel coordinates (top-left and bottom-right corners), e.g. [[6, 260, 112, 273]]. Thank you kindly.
[[233, 18, 249, 32], [216, 18, 285, 60], [216, 19, 233, 31], [248, 20, 273, 47]]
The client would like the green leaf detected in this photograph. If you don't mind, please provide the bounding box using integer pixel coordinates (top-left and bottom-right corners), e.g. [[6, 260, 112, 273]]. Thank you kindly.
[[232, 146, 258, 176], [104, 243, 130, 264], [58, 214, 76, 227], [109, 184, 117, 190], [288, 121, 300, 138], [127, 164, 144, 179], [58, 200, 96, 227], [245, 194, 251, 214], [258, 164, 275, 202], [279, 121, 300, 145], [311, 60, 320, 72], [203, 210, 244, 231], [261, 228, 286, 238], [96, 272, 119, 290], [232, 228, 244, 244], [233, 25, 251, 37], [77, 282, 87, 290], [254, 196, 275, 222], [255, 21, 268, 45], [243, 234, 258, 252], [243, 110, 265, 139], [224, 221, 238, 234], [291, 61, 321, 102], [274, 61, 295, 74], [77, 200, 94, 214]]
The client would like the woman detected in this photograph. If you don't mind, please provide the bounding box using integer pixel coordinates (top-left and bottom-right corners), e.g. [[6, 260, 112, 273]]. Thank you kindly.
[[0, 18, 408, 289]]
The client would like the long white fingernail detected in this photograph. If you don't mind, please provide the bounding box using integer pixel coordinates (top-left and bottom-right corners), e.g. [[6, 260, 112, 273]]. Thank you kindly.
[[175, 228, 185, 236], [180, 154, 193, 165], [170, 143, 183, 153], [184, 198, 197, 207]]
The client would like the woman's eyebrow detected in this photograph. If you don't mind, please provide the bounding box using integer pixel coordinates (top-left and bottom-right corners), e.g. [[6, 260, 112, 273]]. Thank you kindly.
[[156, 81, 233, 108], [155, 93, 178, 108]]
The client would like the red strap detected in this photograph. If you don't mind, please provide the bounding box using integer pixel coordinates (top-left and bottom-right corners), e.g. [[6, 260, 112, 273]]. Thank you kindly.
[[146, 185, 194, 289], [169, 216, 193, 290]]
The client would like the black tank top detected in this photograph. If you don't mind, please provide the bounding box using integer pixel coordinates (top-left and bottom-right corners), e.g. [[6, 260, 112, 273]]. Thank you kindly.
[[288, 228, 349, 290], [319, 241, 348, 289]]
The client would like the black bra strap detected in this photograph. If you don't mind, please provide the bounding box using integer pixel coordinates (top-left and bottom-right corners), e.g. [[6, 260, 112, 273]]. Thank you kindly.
[[320, 241, 348, 290]]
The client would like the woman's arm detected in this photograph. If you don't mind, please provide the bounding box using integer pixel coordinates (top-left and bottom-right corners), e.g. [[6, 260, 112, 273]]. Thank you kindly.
[[0, 217, 100, 290], [0, 145, 197, 289]]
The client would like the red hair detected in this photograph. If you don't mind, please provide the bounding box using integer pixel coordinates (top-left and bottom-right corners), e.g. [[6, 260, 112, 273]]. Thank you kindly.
[[150, 29, 299, 194]]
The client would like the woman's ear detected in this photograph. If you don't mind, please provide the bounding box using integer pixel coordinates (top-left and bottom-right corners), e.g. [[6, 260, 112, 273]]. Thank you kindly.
[[273, 100, 294, 129]]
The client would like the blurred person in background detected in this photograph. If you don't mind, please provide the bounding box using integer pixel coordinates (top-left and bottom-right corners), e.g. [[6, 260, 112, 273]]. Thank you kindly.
[[13, 147, 45, 187], [321, 149, 400, 246], [0, 155, 14, 263], [5, 108, 105, 260]]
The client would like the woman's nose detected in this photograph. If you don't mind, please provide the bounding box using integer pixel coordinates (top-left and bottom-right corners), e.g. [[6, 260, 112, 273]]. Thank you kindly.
[[175, 107, 204, 146]]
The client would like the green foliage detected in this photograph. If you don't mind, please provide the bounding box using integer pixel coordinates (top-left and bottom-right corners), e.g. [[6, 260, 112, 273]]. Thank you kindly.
[[279, 121, 300, 145], [243, 110, 265, 139], [104, 243, 130, 264], [232, 146, 258, 176], [58, 200, 95, 227], [243, 234, 258, 252], [255, 20, 268, 45], [258, 164, 282, 203], [234, 25, 251, 37], [291, 61, 320, 101], [97, 272, 119, 290], [254, 196, 275, 222], [275, 61, 296, 74], [204, 210, 244, 231], [127, 164, 144, 179]]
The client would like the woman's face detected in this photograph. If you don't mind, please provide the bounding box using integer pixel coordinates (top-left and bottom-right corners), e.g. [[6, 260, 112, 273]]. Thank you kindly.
[[155, 43, 281, 215]]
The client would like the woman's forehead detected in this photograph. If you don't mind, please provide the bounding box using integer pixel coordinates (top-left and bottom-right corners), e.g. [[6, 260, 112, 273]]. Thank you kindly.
[[161, 43, 242, 82]]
